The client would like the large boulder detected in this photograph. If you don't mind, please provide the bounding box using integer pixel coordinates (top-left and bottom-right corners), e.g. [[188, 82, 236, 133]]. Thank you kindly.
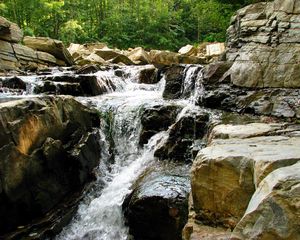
[[233, 162, 300, 240], [226, 0, 300, 88], [0, 16, 23, 43], [154, 107, 210, 161], [139, 104, 182, 145], [123, 163, 190, 240], [0, 96, 100, 234], [191, 123, 300, 229], [94, 49, 122, 61], [23, 36, 74, 66]]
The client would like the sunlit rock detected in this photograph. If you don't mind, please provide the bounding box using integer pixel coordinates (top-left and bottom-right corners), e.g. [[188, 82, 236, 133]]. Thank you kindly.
[[23, 36, 74, 66]]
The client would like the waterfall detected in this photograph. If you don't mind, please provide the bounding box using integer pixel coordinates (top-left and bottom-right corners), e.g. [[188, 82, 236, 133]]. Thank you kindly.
[[1, 64, 206, 239], [181, 64, 204, 103], [55, 64, 205, 240], [55, 66, 167, 240]]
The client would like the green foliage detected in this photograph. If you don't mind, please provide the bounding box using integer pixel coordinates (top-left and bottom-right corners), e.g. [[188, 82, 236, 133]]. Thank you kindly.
[[0, 0, 259, 50]]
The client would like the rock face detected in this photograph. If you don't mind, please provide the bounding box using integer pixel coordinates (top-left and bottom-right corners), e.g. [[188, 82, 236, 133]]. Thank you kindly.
[[154, 107, 210, 161], [163, 66, 186, 99], [226, 0, 300, 88], [139, 104, 181, 145], [0, 97, 100, 234], [23, 36, 74, 66], [188, 122, 300, 239], [123, 163, 190, 240]]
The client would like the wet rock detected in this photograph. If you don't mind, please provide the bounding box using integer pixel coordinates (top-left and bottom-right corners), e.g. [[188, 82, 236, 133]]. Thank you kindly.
[[36, 74, 115, 96], [233, 162, 300, 240], [23, 36, 74, 66], [162, 65, 185, 100], [0, 76, 26, 90], [139, 104, 182, 145], [0, 96, 100, 235], [138, 65, 159, 84], [154, 108, 210, 161], [123, 163, 190, 240], [191, 123, 300, 229], [34, 81, 82, 96], [79, 75, 115, 96]]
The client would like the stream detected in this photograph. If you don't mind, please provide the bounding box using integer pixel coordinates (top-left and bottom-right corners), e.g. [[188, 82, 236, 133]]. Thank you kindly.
[[0, 64, 205, 240]]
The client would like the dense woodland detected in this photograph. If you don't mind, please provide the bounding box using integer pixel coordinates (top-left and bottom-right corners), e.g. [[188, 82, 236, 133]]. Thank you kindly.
[[0, 0, 263, 50]]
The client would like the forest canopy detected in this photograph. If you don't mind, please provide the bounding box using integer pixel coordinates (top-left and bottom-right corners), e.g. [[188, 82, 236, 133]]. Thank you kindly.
[[0, 0, 262, 50]]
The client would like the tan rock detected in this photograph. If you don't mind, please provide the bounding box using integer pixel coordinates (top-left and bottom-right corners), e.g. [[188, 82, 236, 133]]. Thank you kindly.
[[94, 49, 121, 61], [191, 124, 300, 228], [68, 43, 89, 59], [76, 53, 107, 66], [110, 54, 134, 65], [84, 42, 107, 52], [178, 45, 197, 56], [233, 162, 300, 240], [0, 39, 19, 70], [23, 36, 74, 65], [127, 47, 151, 64], [149, 50, 207, 66], [210, 123, 283, 140], [0, 16, 23, 43], [13, 44, 37, 61], [36, 51, 57, 65]]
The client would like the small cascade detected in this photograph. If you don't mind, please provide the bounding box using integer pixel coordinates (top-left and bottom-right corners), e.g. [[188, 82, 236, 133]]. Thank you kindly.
[[181, 64, 205, 104], [56, 131, 167, 240]]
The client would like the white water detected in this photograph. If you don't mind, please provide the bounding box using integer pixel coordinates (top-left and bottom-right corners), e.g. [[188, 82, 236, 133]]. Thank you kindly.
[[54, 64, 205, 240], [55, 66, 167, 240]]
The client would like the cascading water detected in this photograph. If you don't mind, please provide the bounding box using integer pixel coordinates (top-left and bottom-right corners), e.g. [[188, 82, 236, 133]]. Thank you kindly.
[[54, 64, 204, 240], [0, 64, 205, 239]]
